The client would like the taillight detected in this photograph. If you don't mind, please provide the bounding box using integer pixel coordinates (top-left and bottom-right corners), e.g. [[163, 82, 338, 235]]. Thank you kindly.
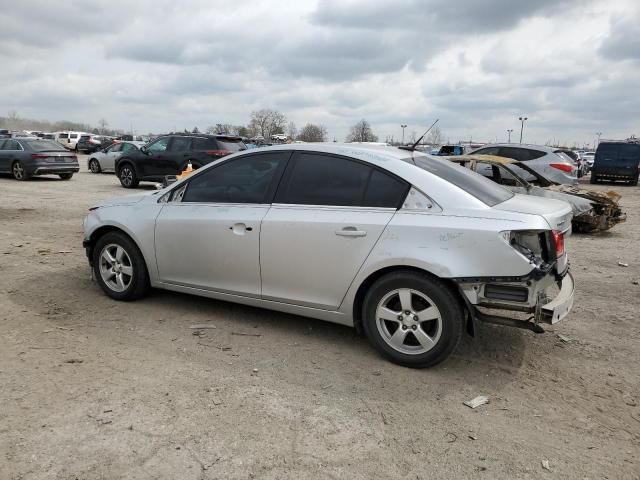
[[69, 155, 78, 161], [550, 163, 574, 173], [552, 230, 565, 257], [31, 153, 48, 159], [205, 150, 232, 156]]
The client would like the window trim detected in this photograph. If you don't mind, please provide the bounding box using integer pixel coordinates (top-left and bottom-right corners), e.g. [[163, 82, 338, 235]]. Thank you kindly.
[[173, 150, 292, 205], [273, 150, 410, 209]]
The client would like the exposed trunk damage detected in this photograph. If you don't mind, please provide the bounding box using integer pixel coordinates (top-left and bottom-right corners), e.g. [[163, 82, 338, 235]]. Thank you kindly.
[[450, 155, 627, 233]]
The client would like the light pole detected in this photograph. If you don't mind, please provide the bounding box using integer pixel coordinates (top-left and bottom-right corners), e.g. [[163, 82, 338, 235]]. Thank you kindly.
[[518, 116, 528, 144], [595, 132, 602, 147], [401, 124, 407, 145], [507, 129, 513, 143]]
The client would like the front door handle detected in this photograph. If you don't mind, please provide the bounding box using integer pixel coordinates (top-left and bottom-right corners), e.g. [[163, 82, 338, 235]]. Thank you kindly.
[[229, 223, 253, 235], [335, 227, 367, 237]]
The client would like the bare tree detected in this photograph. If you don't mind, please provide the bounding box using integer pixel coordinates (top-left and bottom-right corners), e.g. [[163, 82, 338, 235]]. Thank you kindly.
[[297, 123, 327, 142], [248, 109, 287, 139], [425, 126, 444, 145], [287, 121, 298, 140], [346, 119, 378, 143], [208, 123, 240, 135], [7, 110, 19, 130], [98, 118, 109, 134]]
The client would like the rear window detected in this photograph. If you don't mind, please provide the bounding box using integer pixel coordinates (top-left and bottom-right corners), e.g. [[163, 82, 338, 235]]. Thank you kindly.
[[80, 135, 91, 141], [410, 155, 514, 206], [217, 139, 246, 152], [24, 140, 67, 152], [597, 143, 640, 162]]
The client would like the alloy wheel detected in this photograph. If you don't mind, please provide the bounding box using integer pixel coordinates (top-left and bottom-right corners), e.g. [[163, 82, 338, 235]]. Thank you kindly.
[[99, 243, 134, 293], [12, 162, 24, 180], [89, 159, 100, 173], [375, 288, 443, 355], [120, 167, 133, 186]]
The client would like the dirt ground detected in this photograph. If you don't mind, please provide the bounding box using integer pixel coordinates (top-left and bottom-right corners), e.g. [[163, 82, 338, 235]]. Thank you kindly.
[[1, 157, 638, 480]]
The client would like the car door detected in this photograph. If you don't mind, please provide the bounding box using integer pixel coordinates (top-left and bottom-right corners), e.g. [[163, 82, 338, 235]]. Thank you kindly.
[[0, 140, 10, 172], [137, 136, 171, 178], [260, 152, 409, 310], [154, 151, 290, 296], [164, 136, 192, 172], [103, 143, 122, 171]]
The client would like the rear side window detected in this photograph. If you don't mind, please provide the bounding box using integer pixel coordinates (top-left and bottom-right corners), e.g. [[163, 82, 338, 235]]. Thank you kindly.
[[169, 137, 191, 152], [497, 147, 545, 161], [191, 137, 218, 150], [473, 146, 501, 156], [182, 152, 287, 204], [276, 153, 408, 208], [411, 155, 513, 206], [1, 140, 21, 150]]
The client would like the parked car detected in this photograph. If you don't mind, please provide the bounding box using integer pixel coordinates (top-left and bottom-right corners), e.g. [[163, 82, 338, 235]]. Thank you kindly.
[[0, 129, 10, 139], [591, 141, 640, 185], [450, 155, 626, 233], [55, 131, 89, 151], [434, 145, 470, 156], [0, 138, 79, 180], [559, 149, 587, 177], [88, 141, 146, 173], [582, 151, 595, 170], [83, 144, 574, 368], [114, 133, 246, 188], [116, 134, 148, 142], [469, 144, 578, 185], [76, 134, 107, 154], [41, 133, 56, 140]]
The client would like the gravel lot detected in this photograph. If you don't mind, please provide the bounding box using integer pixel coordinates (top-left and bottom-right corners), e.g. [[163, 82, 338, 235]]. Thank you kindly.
[[1, 156, 639, 479]]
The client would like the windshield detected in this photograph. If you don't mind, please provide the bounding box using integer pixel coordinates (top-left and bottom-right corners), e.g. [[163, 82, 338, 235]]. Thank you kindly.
[[409, 155, 514, 206], [217, 139, 246, 152]]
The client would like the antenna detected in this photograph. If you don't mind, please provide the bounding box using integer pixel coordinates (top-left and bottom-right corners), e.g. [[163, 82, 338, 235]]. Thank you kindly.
[[399, 119, 439, 151]]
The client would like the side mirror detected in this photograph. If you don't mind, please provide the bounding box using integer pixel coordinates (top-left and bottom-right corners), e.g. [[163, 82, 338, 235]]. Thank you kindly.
[[140, 145, 148, 154]]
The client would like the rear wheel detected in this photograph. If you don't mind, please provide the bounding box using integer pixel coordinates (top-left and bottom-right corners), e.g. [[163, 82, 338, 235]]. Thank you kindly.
[[362, 271, 464, 368], [630, 175, 638, 186], [12, 160, 30, 181], [118, 164, 139, 188], [92, 231, 150, 301], [89, 158, 101, 173], [59, 173, 73, 180]]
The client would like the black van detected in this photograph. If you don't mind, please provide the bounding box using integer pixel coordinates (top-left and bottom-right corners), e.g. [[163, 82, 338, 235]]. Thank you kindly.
[[591, 141, 640, 185]]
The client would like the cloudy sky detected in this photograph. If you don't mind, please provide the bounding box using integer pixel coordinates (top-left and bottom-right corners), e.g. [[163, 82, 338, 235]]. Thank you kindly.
[[1, 0, 638, 146]]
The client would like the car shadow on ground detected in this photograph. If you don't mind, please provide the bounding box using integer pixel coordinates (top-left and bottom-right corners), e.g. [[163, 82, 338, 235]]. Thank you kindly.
[[11, 264, 528, 383]]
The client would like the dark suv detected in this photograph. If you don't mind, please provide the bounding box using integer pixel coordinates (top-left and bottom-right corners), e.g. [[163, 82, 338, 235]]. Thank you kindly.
[[77, 135, 106, 154], [591, 141, 640, 185], [115, 134, 246, 188]]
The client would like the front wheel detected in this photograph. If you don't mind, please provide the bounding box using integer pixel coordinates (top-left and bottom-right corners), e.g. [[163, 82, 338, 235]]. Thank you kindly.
[[59, 173, 73, 180], [89, 159, 101, 173], [362, 271, 464, 368], [118, 164, 139, 188], [92, 231, 150, 301]]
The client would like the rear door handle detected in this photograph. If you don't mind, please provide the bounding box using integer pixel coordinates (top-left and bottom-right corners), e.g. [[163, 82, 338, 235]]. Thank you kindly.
[[335, 227, 367, 237]]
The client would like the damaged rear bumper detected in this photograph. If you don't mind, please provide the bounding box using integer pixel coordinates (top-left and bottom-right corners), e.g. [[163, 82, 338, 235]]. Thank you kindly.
[[457, 269, 575, 333]]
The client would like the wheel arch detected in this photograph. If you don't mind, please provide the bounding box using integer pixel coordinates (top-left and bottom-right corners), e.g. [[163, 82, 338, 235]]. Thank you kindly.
[[115, 157, 136, 175], [85, 224, 146, 269], [350, 265, 473, 337]]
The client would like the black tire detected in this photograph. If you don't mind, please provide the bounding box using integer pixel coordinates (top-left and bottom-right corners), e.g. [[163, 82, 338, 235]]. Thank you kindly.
[[590, 174, 598, 184], [92, 231, 150, 301], [629, 176, 638, 186], [118, 163, 139, 188], [89, 158, 101, 173], [59, 173, 73, 180], [362, 271, 464, 368], [12, 160, 30, 181]]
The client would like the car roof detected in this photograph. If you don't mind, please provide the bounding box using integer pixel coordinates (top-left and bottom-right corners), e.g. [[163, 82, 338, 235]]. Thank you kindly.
[[474, 143, 559, 153], [163, 133, 243, 140]]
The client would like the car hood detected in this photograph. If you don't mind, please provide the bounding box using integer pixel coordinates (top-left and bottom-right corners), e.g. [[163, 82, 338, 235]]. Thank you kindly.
[[91, 192, 154, 209], [494, 193, 573, 234]]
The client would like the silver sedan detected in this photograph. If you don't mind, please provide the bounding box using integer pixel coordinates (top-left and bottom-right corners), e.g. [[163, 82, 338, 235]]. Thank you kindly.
[[87, 141, 146, 173], [83, 144, 575, 367]]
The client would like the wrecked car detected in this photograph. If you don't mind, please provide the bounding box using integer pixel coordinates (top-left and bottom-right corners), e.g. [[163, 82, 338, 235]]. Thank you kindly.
[[450, 155, 626, 233], [83, 144, 574, 368]]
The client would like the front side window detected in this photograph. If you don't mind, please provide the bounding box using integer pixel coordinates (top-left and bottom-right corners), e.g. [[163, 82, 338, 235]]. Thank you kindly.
[[121, 143, 135, 152], [181, 152, 287, 204], [169, 137, 191, 152], [110, 143, 123, 152], [275, 153, 408, 208], [147, 137, 170, 152]]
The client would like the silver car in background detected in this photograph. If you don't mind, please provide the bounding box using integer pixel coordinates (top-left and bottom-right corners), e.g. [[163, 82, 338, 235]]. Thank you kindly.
[[470, 144, 578, 184], [83, 144, 574, 367], [88, 141, 147, 173]]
